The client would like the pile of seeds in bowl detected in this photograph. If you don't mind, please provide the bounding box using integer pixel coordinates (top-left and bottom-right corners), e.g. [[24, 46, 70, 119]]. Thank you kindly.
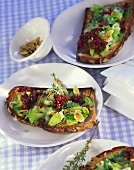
[[19, 37, 43, 57]]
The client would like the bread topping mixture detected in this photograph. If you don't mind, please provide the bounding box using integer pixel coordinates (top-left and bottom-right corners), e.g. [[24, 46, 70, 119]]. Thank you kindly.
[[77, 2, 131, 57], [9, 74, 94, 127], [89, 147, 134, 170]]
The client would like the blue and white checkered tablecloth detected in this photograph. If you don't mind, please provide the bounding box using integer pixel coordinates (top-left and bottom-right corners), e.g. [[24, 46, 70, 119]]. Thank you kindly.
[[0, 0, 134, 170]]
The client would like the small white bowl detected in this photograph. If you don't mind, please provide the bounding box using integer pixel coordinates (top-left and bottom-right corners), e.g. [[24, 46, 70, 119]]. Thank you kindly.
[[9, 17, 52, 62]]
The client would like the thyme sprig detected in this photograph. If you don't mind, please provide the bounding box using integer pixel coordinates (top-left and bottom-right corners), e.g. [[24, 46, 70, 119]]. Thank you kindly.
[[63, 122, 99, 170]]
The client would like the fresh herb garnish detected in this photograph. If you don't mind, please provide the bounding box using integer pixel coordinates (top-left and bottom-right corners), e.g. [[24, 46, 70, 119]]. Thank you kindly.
[[124, 8, 131, 19], [90, 48, 95, 56], [63, 101, 78, 109], [90, 4, 104, 12], [66, 114, 75, 120], [63, 122, 99, 170], [51, 73, 57, 80], [68, 92, 74, 97]]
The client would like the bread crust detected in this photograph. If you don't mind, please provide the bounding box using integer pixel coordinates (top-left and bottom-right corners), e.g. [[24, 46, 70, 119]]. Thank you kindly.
[[80, 146, 134, 169], [76, 0, 134, 64], [5, 86, 96, 133]]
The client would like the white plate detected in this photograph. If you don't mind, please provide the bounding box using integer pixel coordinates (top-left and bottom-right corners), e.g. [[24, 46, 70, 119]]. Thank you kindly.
[[39, 139, 130, 170], [0, 63, 102, 147], [51, 0, 134, 68]]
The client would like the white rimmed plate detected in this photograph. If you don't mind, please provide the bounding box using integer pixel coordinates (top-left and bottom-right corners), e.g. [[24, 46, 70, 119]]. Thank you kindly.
[[0, 63, 102, 147], [51, 0, 134, 68], [39, 139, 130, 170]]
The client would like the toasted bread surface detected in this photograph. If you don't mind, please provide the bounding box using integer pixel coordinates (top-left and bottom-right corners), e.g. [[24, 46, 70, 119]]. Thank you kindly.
[[5, 86, 96, 133], [77, 0, 134, 64], [80, 146, 134, 169]]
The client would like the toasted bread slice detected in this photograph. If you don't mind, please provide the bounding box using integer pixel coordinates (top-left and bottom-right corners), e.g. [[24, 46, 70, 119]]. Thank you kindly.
[[77, 0, 134, 64], [80, 146, 134, 169], [5, 86, 96, 133]]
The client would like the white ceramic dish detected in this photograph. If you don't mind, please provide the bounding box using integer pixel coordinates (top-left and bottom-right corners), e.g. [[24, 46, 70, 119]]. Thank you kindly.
[[0, 63, 103, 147], [51, 0, 134, 68], [9, 17, 52, 62], [39, 139, 129, 170]]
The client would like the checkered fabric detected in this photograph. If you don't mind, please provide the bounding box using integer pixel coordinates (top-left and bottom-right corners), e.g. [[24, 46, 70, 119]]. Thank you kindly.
[[0, 0, 134, 169]]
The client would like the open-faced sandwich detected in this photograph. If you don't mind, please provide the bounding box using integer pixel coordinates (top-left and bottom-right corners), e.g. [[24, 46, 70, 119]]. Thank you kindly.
[[80, 146, 134, 170], [5, 74, 96, 133], [76, 0, 134, 64]]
